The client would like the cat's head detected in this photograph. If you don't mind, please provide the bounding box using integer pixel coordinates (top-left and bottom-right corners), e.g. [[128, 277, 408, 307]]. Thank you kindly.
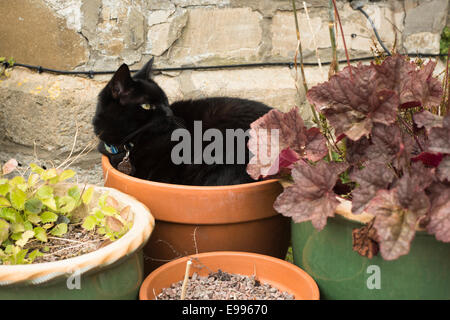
[[93, 57, 172, 146]]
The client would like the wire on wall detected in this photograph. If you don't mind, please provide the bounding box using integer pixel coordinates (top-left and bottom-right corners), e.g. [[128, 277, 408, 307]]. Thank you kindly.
[[0, 53, 445, 79]]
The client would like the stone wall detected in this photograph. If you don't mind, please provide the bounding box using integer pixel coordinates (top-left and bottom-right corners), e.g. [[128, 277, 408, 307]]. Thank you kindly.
[[0, 0, 448, 177]]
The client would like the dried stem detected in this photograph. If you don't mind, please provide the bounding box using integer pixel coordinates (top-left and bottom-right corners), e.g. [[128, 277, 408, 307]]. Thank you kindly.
[[303, 1, 324, 77], [331, 0, 352, 79], [328, 0, 338, 77], [291, 0, 320, 125], [192, 226, 199, 254], [180, 259, 192, 300], [56, 122, 79, 170], [291, 0, 308, 93], [397, 115, 424, 152], [441, 47, 450, 116]]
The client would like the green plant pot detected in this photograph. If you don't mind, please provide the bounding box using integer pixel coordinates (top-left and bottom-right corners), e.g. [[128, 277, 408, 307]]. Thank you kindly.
[[0, 250, 144, 300], [291, 215, 450, 300], [0, 186, 154, 300]]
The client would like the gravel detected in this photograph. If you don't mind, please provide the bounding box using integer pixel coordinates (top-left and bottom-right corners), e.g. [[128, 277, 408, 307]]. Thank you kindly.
[[156, 269, 295, 300]]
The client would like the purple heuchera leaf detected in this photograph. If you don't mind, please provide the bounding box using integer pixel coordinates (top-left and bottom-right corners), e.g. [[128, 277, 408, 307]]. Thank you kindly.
[[414, 111, 450, 154], [349, 161, 395, 214], [306, 63, 399, 141], [426, 183, 450, 242], [436, 156, 450, 182], [307, 55, 443, 142], [273, 160, 348, 230], [411, 152, 444, 168], [394, 162, 434, 207], [413, 110, 443, 133], [375, 56, 442, 108], [366, 187, 430, 260], [247, 107, 328, 179], [401, 60, 443, 108], [365, 164, 432, 260], [264, 148, 300, 177], [366, 123, 414, 170], [428, 114, 450, 154], [346, 136, 370, 165]]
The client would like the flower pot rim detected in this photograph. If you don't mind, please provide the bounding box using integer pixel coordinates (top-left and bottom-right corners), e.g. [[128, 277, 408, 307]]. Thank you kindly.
[[139, 251, 320, 300], [0, 185, 155, 286], [334, 197, 430, 234], [334, 197, 374, 225], [102, 155, 281, 191]]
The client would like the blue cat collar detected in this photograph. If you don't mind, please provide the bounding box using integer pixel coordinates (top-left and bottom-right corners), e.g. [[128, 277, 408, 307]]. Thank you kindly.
[[104, 143, 119, 155]]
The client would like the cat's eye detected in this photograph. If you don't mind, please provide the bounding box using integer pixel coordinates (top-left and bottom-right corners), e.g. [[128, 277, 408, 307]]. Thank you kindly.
[[141, 103, 156, 110]]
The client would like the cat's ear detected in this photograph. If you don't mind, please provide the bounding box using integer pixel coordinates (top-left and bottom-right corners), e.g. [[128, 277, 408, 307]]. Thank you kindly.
[[110, 64, 133, 99], [133, 57, 154, 80]]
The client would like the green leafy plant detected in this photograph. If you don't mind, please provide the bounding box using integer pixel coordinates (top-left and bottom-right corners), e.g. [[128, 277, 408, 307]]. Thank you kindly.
[[0, 160, 131, 265], [440, 26, 450, 56], [0, 57, 14, 78]]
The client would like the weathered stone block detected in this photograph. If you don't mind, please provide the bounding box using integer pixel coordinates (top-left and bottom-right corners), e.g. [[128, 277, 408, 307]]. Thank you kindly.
[[170, 8, 263, 64], [0, 0, 88, 70], [271, 3, 404, 60], [183, 67, 311, 118], [0, 68, 105, 153], [404, 32, 441, 54], [145, 9, 189, 56], [404, 0, 448, 35]]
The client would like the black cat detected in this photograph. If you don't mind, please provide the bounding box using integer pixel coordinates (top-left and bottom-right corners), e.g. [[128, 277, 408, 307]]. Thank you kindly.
[[93, 58, 271, 186]]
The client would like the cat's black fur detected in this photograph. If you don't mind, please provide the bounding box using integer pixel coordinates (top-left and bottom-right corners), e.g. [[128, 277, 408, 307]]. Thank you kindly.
[[93, 58, 271, 186]]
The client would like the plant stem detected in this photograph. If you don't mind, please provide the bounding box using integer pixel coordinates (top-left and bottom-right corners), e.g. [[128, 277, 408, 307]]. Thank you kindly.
[[303, 1, 324, 78], [291, 0, 308, 93], [331, 0, 352, 79], [441, 47, 450, 116], [291, 0, 320, 125], [397, 115, 424, 152], [328, 0, 338, 76], [180, 259, 192, 300]]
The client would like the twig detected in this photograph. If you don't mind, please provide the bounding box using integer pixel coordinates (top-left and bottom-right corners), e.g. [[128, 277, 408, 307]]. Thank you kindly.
[[441, 47, 450, 116], [291, 0, 320, 126], [397, 115, 424, 152], [42, 241, 99, 258], [328, 0, 338, 77], [292, 0, 308, 93], [62, 140, 97, 170], [192, 226, 199, 254], [331, 0, 352, 79], [303, 1, 324, 78], [47, 236, 101, 244], [57, 123, 79, 170], [180, 259, 192, 300]]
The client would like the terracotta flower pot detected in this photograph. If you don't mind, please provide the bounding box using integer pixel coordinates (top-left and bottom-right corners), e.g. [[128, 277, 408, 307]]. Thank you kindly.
[[102, 156, 290, 274], [291, 198, 450, 300], [0, 185, 154, 300], [139, 251, 319, 300]]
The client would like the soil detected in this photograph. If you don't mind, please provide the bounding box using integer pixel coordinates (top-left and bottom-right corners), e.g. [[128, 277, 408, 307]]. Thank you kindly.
[[156, 269, 295, 300], [24, 223, 108, 263]]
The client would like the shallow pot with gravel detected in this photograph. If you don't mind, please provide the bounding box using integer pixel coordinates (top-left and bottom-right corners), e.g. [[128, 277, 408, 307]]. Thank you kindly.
[[139, 251, 319, 300], [0, 161, 154, 299]]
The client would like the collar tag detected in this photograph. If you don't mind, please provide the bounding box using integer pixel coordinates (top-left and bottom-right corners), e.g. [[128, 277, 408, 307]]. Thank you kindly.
[[104, 143, 119, 155]]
